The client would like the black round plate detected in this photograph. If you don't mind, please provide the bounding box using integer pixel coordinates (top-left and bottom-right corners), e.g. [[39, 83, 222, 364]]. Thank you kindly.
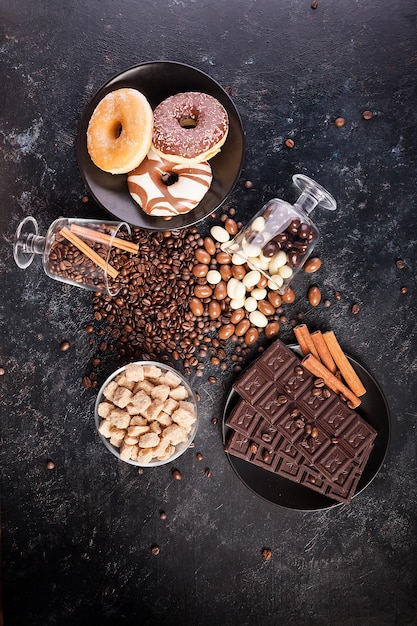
[[222, 346, 390, 511], [77, 61, 244, 230]]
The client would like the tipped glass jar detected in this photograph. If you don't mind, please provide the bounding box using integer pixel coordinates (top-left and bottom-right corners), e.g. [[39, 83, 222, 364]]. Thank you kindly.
[[223, 174, 337, 294], [13, 217, 135, 296]]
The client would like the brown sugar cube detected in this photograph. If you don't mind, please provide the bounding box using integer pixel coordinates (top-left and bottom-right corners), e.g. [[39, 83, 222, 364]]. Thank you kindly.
[[130, 445, 140, 462], [130, 415, 148, 426], [97, 401, 114, 419], [112, 385, 133, 409], [115, 373, 136, 391], [125, 363, 145, 382], [98, 419, 113, 438], [171, 408, 196, 430], [143, 365, 162, 379], [157, 444, 175, 461], [153, 438, 171, 459], [137, 448, 155, 464], [102, 380, 118, 402], [133, 380, 155, 395], [128, 425, 150, 437], [109, 427, 126, 447], [129, 390, 152, 414], [163, 398, 179, 415], [150, 421, 162, 435], [139, 432, 161, 448], [108, 408, 131, 430], [156, 411, 173, 427], [169, 385, 189, 401], [143, 399, 164, 422], [161, 424, 189, 445], [124, 435, 139, 446], [151, 384, 171, 402], [178, 400, 196, 416], [120, 442, 135, 461], [160, 370, 182, 388]]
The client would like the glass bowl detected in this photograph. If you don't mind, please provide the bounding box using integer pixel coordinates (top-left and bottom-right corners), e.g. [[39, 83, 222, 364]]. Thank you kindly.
[[94, 361, 198, 467]]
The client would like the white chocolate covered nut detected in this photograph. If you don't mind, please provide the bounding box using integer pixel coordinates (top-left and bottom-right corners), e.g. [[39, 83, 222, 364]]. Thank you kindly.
[[230, 297, 246, 309], [244, 297, 258, 312], [206, 270, 222, 284], [227, 277, 246, 300], [279, 264, 293, 279], [231, 252, 247, 265], [249, 310, 269, 328], [251, 287, 267, 300], [242, 270, 261, 288], [251, 216, 265, 232], [210, 225, 230, 243], [268, 251, 287, 274], [242, 241, 262, 257], [268, 275, 284, 289]]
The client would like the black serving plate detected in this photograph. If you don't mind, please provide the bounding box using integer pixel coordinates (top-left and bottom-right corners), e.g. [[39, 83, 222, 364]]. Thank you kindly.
[[222, 346, 390, 511], [77, 61, 244, 230]]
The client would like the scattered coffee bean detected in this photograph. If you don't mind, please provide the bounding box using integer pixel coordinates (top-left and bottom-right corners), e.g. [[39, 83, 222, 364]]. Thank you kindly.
[[244, 180, 253, 189], [85, 324, 94, 333], [323, 299, 331, 307], [0, 367, 4, 376], [47, 460, 55, 470], [159, 510, 167, 520], [395, 258, 405, 269], [204, 467, 212, 477], [151, 544, 160, 556], [311, 0, 318, 8], [334, 117, 346, 127], [211, 417, 218, 425], [60, 340, 70, 352], [351, 303, 361, 314], [362, 110, 373, 120], [172, 469, 182, 480], [196, 452, 203, 461], [285, 138, 295, 148], [311, 426, 319, 438], [262, 548, 272, 561], [400, 286, 408, 294]]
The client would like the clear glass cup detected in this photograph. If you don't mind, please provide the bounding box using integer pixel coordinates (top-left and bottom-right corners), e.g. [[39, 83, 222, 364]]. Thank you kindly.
[[13, 216, 134, 296], [223, 174, 337, 294]]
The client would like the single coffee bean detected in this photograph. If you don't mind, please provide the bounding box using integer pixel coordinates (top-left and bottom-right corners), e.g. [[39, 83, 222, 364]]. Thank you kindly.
[[204, 467, 212, 477], [262, 548, 272, 561], [304, 424, 312, 435], [172, 469, 182, 480], [351, 303, 361, 314], [60, 340, 70, 352], [308, 286, 321, 306], [285, 138, 295, 148], [335, 116, 346, 127], [196, 452, 203, 461], [151, 545, 160, 556], [46, 460, 55, 470], [311, 426, 319, 438], [395, 258, 405, 269], [304, 257, 322, 273], [362, 110, 373, 120]]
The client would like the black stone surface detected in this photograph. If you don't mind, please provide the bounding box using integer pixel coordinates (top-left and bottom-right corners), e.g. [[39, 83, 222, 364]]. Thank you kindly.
[[1, 1, 417, 625]]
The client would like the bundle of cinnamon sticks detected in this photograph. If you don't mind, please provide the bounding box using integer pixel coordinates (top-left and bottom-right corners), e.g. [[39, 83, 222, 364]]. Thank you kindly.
[[293, 324, 366, 408]]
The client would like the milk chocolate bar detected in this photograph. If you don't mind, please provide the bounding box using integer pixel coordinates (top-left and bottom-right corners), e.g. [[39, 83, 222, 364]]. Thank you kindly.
[[225, 339, 377, 504]]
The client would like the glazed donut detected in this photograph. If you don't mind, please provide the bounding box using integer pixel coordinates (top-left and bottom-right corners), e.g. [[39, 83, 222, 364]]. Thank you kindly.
[[87, 88, 153, 174], [127, 147, 212, 217], [152, 92, 229, 164]]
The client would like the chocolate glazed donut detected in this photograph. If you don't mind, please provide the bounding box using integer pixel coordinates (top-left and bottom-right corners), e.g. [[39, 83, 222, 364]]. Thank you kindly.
[[152, 92, 229, 164]]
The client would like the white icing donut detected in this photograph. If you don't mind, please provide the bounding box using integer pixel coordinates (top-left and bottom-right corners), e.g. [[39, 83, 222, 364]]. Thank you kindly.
[[127, 148, 212, 217]]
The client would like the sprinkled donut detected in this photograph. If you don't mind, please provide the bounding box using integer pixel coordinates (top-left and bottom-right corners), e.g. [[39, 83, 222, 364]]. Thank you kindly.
[[152, 92, 229, 164], [127, 147, 213, 218], [87, 88, 153, 174]]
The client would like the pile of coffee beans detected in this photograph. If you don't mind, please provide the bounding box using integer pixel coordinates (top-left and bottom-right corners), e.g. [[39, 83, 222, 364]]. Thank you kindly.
[[84, 207, 321, 387]]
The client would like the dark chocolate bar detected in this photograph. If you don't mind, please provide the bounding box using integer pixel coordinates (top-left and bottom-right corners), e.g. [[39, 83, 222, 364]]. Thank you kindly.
[[225, 339, 377, 504]]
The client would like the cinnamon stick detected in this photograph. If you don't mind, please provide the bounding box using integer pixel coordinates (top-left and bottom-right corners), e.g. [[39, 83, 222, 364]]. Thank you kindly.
[[302, 353, 362, 408], [323, 331, 366, 397], [293, 324, 320, 359], [60, 227, 119, 279], [69, 224, 138, 254], [311, 330, 337, 375]]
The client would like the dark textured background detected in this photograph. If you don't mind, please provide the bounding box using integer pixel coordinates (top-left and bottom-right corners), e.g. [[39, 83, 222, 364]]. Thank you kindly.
[[1, 1, 417, 625]]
